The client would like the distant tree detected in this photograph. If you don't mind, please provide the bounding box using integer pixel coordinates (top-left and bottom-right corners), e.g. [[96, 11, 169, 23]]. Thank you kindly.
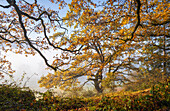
[[134, 24, 170, 87]]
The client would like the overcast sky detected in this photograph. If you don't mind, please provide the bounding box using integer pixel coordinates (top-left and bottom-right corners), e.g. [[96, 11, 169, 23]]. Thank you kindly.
[[5, 52, 49, 92]]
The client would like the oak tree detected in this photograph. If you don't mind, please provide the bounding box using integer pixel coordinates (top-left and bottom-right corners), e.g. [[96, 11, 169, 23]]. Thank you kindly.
[[38, 0, 170, 93], [0, 0, 169, 93]]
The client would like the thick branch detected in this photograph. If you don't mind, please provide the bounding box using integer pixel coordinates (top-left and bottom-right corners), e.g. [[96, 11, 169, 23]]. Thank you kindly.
[[125, 0, 141, 42], [136, 33, 170, 38], [40, 19, 83, 53], [112, 62, 124, 74], [9, 1, 57, 71], [0, 4, 11, 8]]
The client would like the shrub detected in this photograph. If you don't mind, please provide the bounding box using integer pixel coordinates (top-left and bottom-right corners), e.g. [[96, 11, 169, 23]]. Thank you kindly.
[[0, 84, 35, 110]]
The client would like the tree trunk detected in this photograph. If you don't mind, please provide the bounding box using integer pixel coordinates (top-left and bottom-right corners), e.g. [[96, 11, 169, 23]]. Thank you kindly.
[[163, 24, 167, 78], [93, 68, 103, 93], [94, 80, 103, 93]]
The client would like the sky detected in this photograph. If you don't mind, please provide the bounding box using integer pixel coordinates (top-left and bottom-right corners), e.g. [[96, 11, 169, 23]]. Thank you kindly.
[[0, 0, 71, 92], [5, 51, 49, 92]]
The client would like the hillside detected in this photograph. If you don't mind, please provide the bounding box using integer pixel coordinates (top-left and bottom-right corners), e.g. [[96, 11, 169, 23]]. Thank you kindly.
[[0, 79, 169, 111]]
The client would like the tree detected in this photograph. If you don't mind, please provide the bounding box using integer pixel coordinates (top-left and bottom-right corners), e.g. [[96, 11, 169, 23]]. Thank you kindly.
[[0, 0, 169, 93], [123, 0, 170, 90], [136, 0, 170, 81], [38, 0, 170, 93], [134, 24, 170, 88]]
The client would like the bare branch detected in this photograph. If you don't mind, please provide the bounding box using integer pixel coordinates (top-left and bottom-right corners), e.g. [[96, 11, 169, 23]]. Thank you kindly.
[[10, 1, 57, 71], [21, 0, 37, 5], [125, 0, 141, 42], [0, 4, 11, 8], [40, 19, 82, 53], [111, 62, 124, 74]]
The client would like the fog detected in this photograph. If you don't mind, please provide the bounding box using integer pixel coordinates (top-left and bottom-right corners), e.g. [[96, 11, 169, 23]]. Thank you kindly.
[[1, 51, 54, 92]]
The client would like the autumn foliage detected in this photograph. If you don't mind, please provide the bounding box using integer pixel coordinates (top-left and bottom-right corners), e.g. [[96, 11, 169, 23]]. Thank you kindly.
[[0, 0, 169, 94]]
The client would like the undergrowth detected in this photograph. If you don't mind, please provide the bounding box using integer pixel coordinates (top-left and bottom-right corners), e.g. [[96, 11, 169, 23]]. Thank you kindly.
[[0, 79, 169, 111]]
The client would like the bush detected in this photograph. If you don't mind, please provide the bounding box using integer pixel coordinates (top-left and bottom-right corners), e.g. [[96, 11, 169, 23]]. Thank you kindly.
[[124, 74, 167, 91], [0, 84, 35, 110], [0, 78, 169, 110]]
